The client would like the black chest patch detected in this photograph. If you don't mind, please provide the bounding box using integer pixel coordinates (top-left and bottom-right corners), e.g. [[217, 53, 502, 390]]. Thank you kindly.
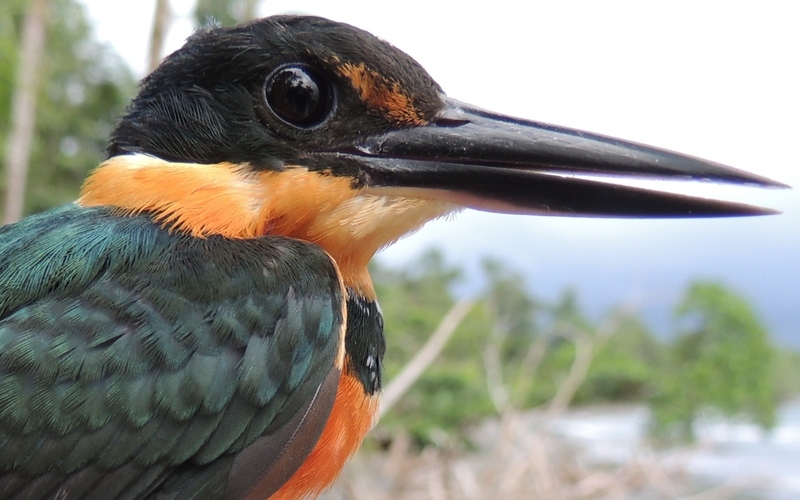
[[345, 290, 386, 394]]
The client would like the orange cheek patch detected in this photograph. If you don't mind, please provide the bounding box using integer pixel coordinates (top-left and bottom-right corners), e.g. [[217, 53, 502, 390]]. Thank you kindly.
[[79, 156, 267, 237], [78, 155, 358, 240], [77, 155, 453, 299], [337, 62, 428, 126]]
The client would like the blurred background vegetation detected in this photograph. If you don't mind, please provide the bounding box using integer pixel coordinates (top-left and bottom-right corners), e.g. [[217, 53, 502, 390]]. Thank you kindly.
[[2, 0, 798, 497], [370, 249, 797, 446], [1, 0, 134, 219]]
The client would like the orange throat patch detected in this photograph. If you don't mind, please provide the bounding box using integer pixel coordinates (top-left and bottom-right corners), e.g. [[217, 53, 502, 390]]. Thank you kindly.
[[78, 154, 455, 294]]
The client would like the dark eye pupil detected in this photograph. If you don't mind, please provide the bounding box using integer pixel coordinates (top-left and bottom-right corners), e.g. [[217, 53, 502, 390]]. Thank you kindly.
[[265, 67, 329, 127]]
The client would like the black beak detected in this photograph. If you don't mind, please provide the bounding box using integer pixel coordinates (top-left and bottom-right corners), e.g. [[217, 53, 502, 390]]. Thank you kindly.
[[345, 98, 786, 217]]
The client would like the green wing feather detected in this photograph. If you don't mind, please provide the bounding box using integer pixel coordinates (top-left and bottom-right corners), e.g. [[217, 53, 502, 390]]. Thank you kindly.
[[0, 205, 344, 499]]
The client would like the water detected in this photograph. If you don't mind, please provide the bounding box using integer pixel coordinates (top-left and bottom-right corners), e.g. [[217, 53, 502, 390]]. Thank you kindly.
[[549, 401, 800, 498]]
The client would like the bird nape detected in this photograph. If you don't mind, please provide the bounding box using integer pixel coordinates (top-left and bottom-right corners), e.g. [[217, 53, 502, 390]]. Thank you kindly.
[[0, 14, 785, 500]]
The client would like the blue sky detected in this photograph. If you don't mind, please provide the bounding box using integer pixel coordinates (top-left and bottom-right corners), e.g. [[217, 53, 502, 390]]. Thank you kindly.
[[82, 0, 800, 344]]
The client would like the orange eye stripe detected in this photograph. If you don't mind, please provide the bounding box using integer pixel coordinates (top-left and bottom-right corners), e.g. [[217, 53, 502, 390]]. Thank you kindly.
[[336, 62, 428, 126]]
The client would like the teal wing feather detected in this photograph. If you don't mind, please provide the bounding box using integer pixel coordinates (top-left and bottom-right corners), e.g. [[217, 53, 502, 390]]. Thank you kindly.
[[0, 205, 344, 499]]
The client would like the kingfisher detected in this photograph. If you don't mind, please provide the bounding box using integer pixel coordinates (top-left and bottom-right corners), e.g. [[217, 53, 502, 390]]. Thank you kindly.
[[0, 15, 783, 500]]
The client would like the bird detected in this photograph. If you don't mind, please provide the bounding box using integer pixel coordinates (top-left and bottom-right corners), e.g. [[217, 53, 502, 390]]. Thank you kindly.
[[0, 14, 784, 500]]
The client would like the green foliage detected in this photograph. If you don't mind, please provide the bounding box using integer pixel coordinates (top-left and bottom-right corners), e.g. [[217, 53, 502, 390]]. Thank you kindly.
[[650, 281, 777, 441], [479, 258, 541, 406], [373, 252, 787, 449], [372, 249, 461, 370], [774, 349, 800, 401], [1, 0, 135, 218], [372, 250, 498, 445], [578, 315, 663, 404], [376, 253, 629, 443], [510, 288, 588, 407], [482, 257, 539, 338], [375, 253, 659, 444]]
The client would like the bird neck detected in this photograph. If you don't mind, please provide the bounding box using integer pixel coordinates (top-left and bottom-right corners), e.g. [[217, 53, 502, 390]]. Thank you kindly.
[[78, 154, 454, 295]]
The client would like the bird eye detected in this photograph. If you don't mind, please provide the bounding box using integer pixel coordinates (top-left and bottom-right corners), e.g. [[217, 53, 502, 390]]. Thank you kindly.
[[264, 66, 331, 128]]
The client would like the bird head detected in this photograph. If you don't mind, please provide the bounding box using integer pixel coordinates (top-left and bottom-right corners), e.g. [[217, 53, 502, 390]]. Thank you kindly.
[[80, 15, 783, 289], [106, 16, 443, 171]]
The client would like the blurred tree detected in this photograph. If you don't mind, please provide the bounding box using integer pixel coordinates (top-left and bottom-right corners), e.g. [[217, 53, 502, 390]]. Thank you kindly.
[[576, 314, 662, 403], [148, 0, 172, 73], [523, 288, 595, 408], [480, 257, 540, 411], [370, 253, 787, 449], [380, 298, 474, 417], [375, 252, 648, 444], [372, 249, 462, 370], [0, 0, 135, 219], [482, 258, 539, 358], [774, 349, 800, 401], [535, 289, 644, 416], [372, 250, 496, 445], [650, 281, 777, 441], [2, 0, 47, 224]]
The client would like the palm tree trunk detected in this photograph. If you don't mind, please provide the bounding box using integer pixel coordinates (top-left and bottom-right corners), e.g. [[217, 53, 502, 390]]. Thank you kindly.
[[3, 0, 49, 224], [148, 0, 172, 73]]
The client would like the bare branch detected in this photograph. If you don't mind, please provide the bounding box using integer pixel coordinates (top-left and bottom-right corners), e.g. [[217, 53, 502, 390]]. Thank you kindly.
[[380, 298, 474, 417], [511, 335, 548, 402], [546, 302, 640, 418], [545, 324, 594, 418], [484, 318, 512, 414]]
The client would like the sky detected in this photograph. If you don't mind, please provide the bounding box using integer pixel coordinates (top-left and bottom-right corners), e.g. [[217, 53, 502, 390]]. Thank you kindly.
[[81, 1, 800, 343]]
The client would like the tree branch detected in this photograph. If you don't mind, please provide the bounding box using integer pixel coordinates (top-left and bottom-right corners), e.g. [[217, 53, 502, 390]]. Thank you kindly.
[[380, 298, 474, 417]]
